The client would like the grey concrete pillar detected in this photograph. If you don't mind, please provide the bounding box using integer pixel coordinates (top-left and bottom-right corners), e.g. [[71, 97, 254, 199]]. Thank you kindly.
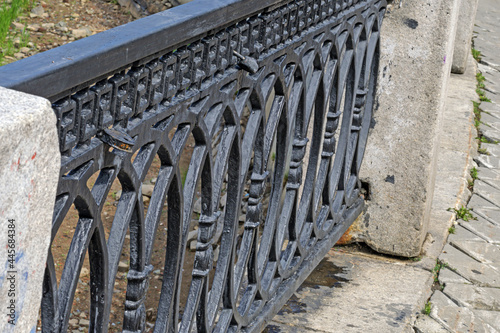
[[0, 87, 60, 332], [452, 0, 479, 74], [348, 0, 462, 257]]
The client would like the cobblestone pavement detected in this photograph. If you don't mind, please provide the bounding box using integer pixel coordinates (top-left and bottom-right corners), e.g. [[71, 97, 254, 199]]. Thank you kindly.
[[414, 0, 500, 332]]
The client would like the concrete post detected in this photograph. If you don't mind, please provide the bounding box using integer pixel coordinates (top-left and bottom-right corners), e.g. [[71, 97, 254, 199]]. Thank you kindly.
[[0, 87, 60, 332], [345, 0, 462, 257], [452, 0, 479, 74]]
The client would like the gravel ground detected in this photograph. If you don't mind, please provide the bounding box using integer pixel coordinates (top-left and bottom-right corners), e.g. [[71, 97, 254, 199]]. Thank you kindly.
[[2, 0, 185, 65]]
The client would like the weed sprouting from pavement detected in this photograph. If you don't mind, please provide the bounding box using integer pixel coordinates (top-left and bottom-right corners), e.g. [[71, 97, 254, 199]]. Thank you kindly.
[[472, 48, 482, 62], [423, 301, 432, 315], [478, 136, 499, 144], [478, 147, 490, 155], [447, 206, 476, 222], [470, 167, 478, 180]]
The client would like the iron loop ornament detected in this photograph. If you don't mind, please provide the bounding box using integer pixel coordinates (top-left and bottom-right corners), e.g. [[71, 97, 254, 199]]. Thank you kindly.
[[0, 0, 387, 331]]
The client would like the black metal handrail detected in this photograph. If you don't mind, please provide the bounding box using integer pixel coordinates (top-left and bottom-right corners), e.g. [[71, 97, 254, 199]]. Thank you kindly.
[[0, 0, 314, 101], [0, 0, 386, 331]]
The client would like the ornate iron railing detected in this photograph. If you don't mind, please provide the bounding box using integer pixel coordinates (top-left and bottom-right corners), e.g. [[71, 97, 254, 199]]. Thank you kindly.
[[0, 0, 386, 331]]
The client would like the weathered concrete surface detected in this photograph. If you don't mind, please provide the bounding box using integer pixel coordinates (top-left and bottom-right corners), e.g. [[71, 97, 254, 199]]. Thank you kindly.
[[412, 55, 477, 265], [0, 87, 60, 332], [452, 0, 479, 74], [355, 0, 463, 257], [267, 249, 433, 333]]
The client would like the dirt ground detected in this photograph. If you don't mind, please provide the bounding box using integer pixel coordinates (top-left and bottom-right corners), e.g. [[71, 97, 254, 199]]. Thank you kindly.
[[3, 0, 178, 64]]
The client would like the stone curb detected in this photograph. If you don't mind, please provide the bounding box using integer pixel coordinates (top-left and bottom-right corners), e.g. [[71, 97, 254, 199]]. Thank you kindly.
[[417, 55, 479, 272]]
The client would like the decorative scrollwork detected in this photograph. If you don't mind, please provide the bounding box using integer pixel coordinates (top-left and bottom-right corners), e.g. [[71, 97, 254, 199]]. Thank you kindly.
[[39, 0, 386, 332]]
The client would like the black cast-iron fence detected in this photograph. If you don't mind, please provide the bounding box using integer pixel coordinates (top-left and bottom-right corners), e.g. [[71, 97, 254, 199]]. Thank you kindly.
[[0, 0, 386, 331]]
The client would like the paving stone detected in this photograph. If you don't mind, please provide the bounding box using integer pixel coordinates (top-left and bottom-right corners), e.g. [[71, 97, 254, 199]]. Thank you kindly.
[[475, 43, 500, 72], [478, 121, 496, 133], [469, 311, 500, 333], [481, 113, 500, 129], [482, 117, 500, 130], [485, 84, 499, 96], [477, 167, 500, 181], [481, 144, 500, 159], [459, 216, 500, 244], [413, 314, 449, 333], [479, 62, 497, 76], [481, 102, 500, 115], [438, 267, 471, 285], [485, 71, 500, 91], [450, 240, 500, 265], [474, 310, 500, 331], [430, 292, 497, 332], [468, 194, 500, 211], [480, 112, 500, 126], [444, 283, 500, 311], [485, 91, 500, 105], [439, 244, 500, 287], [479, 178, 500, 192], [474, 207, 500, 226], [482, 129, 500, 144], [429, 291, 478, 333], [475, 154, 500, 169], [474, 180, 500, 207], [448, 225, 486, 243]]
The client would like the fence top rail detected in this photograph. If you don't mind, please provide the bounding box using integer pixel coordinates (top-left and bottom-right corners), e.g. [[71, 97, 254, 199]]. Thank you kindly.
[[0, 0, 284, 100]]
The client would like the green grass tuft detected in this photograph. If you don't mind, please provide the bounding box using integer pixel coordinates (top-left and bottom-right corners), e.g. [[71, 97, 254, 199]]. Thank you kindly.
[[470, 167, 478, 180], [472, 48, 482, 62], [447, 206, 477, 222], [478, 147, 490, 155], [0, 0, 32, 65], [423, 302, 432, 315]]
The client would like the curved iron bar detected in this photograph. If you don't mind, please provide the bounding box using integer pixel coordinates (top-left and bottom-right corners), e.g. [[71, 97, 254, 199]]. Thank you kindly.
[[0, 0, 386, 331]]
